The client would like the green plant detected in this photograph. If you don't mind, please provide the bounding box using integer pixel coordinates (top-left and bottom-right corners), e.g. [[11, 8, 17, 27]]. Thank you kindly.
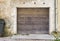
[[1, 15, 14, 37], [2, 26, 13, 37], [55, 39, 60, 41], [0, 13, 14, 37], [52, 31, 60, 41]]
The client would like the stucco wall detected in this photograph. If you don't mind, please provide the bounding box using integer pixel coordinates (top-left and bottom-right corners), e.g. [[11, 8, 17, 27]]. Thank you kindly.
[[0, 0, 15, 34], [11, 0, 55, 34], [0, 0, 59, 35], [57, 0, 60, 31]]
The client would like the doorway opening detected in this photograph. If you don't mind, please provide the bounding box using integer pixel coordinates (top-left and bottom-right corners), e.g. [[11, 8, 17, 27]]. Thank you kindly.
[[17, 8, 49, 34]]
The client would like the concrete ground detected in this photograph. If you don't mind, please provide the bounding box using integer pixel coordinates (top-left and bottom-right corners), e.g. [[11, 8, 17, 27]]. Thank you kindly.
[[0, 38, 53, 41], [0, 34, 54, 41]]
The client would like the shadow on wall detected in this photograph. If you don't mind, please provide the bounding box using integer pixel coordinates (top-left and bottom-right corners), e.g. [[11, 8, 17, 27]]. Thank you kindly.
[[0, 15, 14, 37], [0, 19, 5, 37]]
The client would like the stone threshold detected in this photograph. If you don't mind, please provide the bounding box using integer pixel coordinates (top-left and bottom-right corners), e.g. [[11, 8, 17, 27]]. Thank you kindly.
[[10, 34, 55, 40], [0, 34, 55, 41]]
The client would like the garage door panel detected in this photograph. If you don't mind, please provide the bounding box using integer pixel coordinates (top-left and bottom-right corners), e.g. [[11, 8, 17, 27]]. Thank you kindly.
[[17, 8, 49, 34]]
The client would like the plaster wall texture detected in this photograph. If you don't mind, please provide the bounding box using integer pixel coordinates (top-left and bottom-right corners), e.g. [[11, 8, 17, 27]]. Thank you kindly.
[[0, 0, 58, 35], [10, 0, 55, 34], [57, 0, 60, 32]]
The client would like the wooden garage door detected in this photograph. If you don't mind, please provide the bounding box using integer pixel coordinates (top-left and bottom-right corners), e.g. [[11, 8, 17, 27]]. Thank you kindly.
[[17, 8, 49, 34]]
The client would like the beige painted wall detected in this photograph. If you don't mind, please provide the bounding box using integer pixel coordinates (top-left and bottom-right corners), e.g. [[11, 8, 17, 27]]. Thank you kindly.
[[0, 0, 59, 34], [0, 0, 15, 34], [57, 0, 60, 31], [10, 0, 55, 34]]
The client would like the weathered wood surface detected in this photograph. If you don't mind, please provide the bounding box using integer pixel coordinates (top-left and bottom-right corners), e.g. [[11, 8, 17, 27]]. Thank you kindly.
[[17, 8, 49, 34]]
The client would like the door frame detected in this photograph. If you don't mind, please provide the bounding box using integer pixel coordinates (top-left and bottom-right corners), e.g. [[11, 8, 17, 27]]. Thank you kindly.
[[17, 8, 49, 34], [16, 7, 55, 34], [12, 0, 55, 39], [12, 7, 55, 39]]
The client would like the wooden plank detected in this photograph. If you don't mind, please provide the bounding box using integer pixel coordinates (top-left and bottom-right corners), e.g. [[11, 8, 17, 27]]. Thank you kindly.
[[17, 8, 49, 34]]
